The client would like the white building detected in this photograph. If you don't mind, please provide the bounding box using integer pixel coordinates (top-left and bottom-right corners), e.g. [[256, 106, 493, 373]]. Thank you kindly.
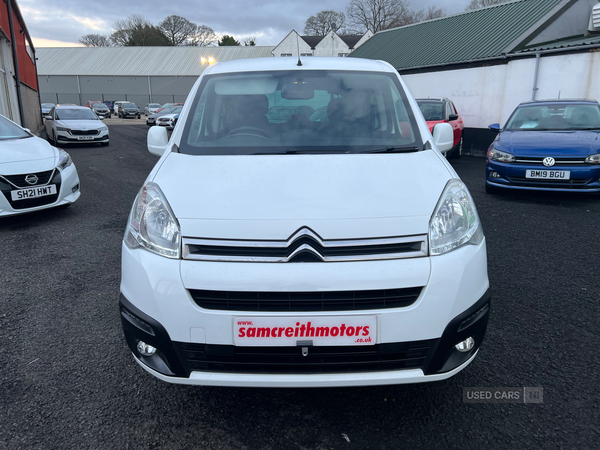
[[272, 30, 373, 58]]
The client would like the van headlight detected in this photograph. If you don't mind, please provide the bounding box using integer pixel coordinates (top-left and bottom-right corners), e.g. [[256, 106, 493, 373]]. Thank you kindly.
[[124, 182, 180, 258], [429, 179, 484, 256]]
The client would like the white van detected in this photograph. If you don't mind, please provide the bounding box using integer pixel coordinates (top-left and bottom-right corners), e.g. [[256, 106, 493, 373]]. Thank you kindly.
[[120, 57, 490, 387]]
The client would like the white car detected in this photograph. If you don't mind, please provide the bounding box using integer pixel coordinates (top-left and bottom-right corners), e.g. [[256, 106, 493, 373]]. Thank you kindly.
[[155, 112, 179, 130], [120, 57, 490, 388], [44, 105, 109, 146], [0, 114, 80, 216]]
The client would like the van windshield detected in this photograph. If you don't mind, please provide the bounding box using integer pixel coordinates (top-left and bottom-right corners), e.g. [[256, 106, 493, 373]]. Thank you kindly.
[[180, 70, 422, 155]]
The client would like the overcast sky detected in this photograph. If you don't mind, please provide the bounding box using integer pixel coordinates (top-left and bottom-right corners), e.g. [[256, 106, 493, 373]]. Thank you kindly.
[[20, 0, 473, 48]]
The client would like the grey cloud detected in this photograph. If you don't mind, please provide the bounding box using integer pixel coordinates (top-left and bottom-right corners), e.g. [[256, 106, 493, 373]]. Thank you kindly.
[[20, 0, 471, 45]]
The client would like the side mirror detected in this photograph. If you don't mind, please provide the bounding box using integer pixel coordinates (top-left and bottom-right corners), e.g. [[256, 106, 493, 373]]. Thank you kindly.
[[147, 125, 169, 157], [44, 115, 52, 120], [448, 114, 459, 121], [488, 123, 500, 132], [432, 122, 454, 153]]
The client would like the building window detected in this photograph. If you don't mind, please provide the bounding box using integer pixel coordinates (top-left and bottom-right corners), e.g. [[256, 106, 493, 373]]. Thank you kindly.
[[338, 53, 349, 57], [280, 53, 293, 57], [300, 53, 313, 57]]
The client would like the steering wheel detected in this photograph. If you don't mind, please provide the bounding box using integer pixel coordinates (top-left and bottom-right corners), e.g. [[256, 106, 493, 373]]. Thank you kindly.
[[225, 126, 270, 139]]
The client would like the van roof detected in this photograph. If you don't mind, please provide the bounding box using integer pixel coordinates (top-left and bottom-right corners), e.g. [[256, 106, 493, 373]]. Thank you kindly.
[[205, 57, 396, 76]]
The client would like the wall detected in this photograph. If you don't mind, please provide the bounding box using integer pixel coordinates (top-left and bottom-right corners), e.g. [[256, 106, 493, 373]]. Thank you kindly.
[[21, 82, 41, 131], [0, 0, 40, 130], [0, 1, 37, 90], [0, 36, 18, 119], [314, 31, 351, 57], [38, 75, 199, 106], [402, 50, 600, 151], [272, 31, 313, 57]]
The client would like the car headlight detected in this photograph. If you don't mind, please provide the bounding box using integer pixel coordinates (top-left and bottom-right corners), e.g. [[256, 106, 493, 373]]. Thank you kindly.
[[488, 146, 515, 163], [429, 179, 484, 256], [585, 153, 600, 164], [56, 127, 70, 132], [98, 126, 108, 131], [57, 148, 72, 170], [124, 183, 180, 259]]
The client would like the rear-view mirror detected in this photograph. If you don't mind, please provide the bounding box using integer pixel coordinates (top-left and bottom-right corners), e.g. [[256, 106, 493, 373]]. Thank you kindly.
[[44, 115, 52, 120], [432, 122, 454, 153], [281, 81, 315, 100], [147, 126, 169, 157]]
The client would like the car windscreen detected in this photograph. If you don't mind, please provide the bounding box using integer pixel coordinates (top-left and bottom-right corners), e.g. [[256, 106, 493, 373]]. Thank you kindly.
[[153, 107, 177, 116], [180, 70, 422, 155], [55, 109, 99, 120], [92, 104, 108, 110], [505, 104, 600, 131], [148, 104, 161, 108], [0, 115, 31, 140], [417, 102, 444, 121], [122, 103, 137, 108]]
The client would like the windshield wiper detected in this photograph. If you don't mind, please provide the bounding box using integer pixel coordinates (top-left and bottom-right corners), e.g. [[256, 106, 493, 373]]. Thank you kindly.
[[360, 146, 419, 154], [253, 149, 348, 155]]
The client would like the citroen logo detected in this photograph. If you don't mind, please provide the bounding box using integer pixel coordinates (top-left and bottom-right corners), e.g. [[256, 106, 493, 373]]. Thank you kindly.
[[25, 174, 38, 185], [285, 227, 326, 262], [543, 157, 556, 167]]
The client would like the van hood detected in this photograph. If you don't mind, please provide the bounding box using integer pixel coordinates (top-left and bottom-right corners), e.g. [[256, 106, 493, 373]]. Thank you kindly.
[[152, 151, 452, 240]]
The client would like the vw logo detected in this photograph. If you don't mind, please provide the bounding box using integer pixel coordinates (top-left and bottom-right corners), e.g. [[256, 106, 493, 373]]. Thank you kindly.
[[543, 157, 556, 167], [25, 174, 38, 185]]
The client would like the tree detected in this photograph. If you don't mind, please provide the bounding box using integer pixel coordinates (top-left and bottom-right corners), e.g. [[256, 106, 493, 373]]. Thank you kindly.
[[242, 36, 257, 46], [78, 34, 111, 47], [110, 14, 171, 46], [405, 5, 446, 25], [127, 24, 171, 46], [304, 10, 346, 36], [346, 0, 412, 33], [188, 25, 218, 46], [465, 0, 509, 10], [218, 35, 240, 46], [159, 15, 198, 46]]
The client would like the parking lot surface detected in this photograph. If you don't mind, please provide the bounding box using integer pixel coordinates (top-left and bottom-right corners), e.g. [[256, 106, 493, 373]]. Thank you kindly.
[[1, 124, 599, 449]]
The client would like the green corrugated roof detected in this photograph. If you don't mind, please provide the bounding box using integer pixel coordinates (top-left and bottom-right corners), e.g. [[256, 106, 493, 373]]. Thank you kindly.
[[350, 0, 567, 70], [517, 34, 600, 52]]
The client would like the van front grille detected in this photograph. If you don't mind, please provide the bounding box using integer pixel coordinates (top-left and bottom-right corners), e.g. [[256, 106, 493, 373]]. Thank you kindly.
[[189, 287, 423, 312]]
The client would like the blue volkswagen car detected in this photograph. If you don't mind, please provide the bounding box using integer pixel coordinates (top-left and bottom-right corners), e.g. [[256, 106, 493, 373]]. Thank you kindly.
[[486, 99, 600, 193]]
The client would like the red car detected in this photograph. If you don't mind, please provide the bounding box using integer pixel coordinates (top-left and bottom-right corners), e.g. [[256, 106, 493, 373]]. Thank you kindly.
[[86, 100, 102, 108], [416, 98, 464, 159]]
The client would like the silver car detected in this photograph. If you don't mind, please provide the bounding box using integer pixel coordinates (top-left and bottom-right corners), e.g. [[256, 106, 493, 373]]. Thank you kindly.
[[144, 103, 161, 116]]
